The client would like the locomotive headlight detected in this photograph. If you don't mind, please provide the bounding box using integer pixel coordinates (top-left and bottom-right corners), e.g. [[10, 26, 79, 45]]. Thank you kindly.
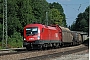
[[24, 38, 26, 40], [37, 36, 40, 40]]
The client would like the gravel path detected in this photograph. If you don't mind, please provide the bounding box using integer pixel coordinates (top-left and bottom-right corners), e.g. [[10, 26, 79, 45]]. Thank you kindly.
[[51, 50, 89, 60]]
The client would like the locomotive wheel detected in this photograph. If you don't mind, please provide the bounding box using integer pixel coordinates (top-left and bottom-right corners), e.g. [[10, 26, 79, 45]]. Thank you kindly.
[[70, 42, 73, 46], [42, 44, 47, 50], [72, 41, 76, 46], [34, 44, 43, 50], [38, 45, 43, 50], [60, 43, 64, 47], [56, 43, 60, 48], [26, 45, 32, 51]]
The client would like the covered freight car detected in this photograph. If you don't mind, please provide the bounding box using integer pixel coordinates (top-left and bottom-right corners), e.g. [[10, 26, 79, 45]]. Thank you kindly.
[[51, 25, 73, 45], [59, 26, 73, 43], [71, 31, 82, 45]]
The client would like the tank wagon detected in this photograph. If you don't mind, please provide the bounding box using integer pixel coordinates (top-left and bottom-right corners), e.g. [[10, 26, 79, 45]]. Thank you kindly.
[[23, 23, 82, 50]]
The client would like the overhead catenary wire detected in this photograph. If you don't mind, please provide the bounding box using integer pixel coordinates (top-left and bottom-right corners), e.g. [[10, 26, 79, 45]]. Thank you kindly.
[[60, 2, 88, 12], [59, 2, 88, 26]]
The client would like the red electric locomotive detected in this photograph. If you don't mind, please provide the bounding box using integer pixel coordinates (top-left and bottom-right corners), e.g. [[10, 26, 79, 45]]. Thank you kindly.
[[23, 23, 75, 50], [23, 23, 62, 50]]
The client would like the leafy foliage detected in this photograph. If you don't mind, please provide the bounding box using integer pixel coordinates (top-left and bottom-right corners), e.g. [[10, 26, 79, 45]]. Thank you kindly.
[[49, 8, 63, 25], [0, 0, 3, 24], [31, 0, 49, 24], [8, 32, 23, 48], [0, 23, 3, 41], [49, 2, 66, 26]]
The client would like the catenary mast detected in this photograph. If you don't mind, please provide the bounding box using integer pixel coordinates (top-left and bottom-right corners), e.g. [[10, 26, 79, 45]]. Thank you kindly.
[[2, 0, 7, 48]]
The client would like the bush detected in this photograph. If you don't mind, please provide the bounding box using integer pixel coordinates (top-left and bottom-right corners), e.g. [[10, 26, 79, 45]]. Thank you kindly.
[[0, 42, 2, 49], [8, 32, 23, 48]]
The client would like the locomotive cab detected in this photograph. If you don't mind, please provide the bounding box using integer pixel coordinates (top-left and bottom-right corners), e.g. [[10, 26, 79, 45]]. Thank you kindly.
[[24, 27, 40, 41], [23, 24, 42, 47]]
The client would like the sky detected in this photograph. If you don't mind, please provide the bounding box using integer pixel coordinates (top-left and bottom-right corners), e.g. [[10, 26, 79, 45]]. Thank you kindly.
[[46, 0, 89, 26]]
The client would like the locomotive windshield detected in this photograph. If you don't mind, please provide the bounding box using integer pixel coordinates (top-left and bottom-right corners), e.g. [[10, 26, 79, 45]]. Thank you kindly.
[[26, 27, 38, 36]]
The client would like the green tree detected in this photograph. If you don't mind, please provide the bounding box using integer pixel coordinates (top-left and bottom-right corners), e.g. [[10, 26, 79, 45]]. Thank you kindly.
[[0, 23, 2, 41], [0, 0, 3, 24], [0, 0, 3, 41], [49, 2, 64, 12], [49, 8, 63, 25], [8, 32, 23, 48], [31, 0, 49, 24], [49, 2, 66, 26], [16, 0, 35, 26], [70, 21, 76, 30], [7, 0, 22, 36]]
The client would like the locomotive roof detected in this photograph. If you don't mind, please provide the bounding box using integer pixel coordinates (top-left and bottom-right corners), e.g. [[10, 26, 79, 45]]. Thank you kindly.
[[24, 24, 57, 30], [24, 24, 43, 28]]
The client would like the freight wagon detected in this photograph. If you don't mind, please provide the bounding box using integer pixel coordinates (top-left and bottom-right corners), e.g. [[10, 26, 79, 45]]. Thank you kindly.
[[71, 31, 82, 45]]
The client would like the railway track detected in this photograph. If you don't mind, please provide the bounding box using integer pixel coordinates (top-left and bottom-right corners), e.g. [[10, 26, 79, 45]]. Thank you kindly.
[[0, 48, 37, 56], [0, 45, 81, 56], [21, 46, 88, 60], [0, 44, 88, 60]]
